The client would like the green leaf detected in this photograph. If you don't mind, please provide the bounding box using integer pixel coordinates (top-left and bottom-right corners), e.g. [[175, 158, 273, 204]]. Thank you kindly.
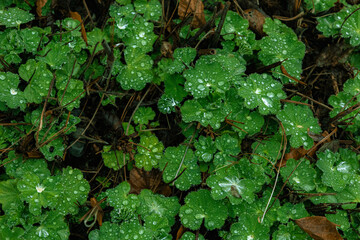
[[281, 158, 317, 192], [20, 27, 42, 53], [181, 96, 230, 129], [102, 146, 129, 171], [0, 179, 24, 222], [134, 0, 162, 21], [228, 213, 269, 240], [0, 225, 24, 240], [138, 189, 180, 232], [39, 137, 65, 162], [194, 135, 216, 162], [122, 16, 157, 53], [277, 202, 309, 223], [159, 48, 197, 74], [340, 9, 360, 46], [252, 133, 283, 162], [238, 73, 286, 114], [17, 173, 59, 215], [213, 134, 240, 166], [89, 222, 122, 240], [326, 210, 350, 231], [54, 167, 90, 215], [179, 189, 228, 230], [316, 149, 359, 192], [115, 48, 154, 90], [24, 62, 53, 104], [134, 135, 164, 171], [220, 11, 249, 40], [38, 42, 72, 69], [272, 222, 311, 240], [207, 163, 257, 204], [180, 232, 205, 240], [19, 59, 37, 81], [184, 53, 245, 99], [0, 7, 34, 27], [106, 181, 139, 221], [56, 71, 84, 111], [225, 88, 265, 139], [0, 72, 26, 110], [25, 211, 69, 240], [159, 145, 201, 190], [133, 107, 155, 125], [258, 18, 305, 82], [304, 0, 338, 12], [276, 103, 321, 149]]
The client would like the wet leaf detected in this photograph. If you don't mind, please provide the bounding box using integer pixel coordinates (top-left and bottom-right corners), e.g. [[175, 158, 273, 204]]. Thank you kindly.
[[178, 0, 206, 28], [295, 216, 343, 240]]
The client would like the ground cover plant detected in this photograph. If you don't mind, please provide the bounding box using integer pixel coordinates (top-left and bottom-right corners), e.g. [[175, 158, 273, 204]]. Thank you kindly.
[[2, 0, 360, 239]]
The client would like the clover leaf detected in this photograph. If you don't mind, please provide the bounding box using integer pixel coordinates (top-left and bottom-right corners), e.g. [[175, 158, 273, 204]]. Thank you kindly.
[[17, 173, 59, 215], [134, 135, 164, 170], [115, 48, 154, 90], [159, 145, 201, 190], [326, 210, 350, 231], [304, 0, 338, 12], [102, 145, 129, 171], [281, 158, 317, 192], [89, 222, 122, 240], [224, 88, 265, 139], [207, 163, 256, 204], [38, 42, 72, 69], [194, 136, 216, 162], [56, 70, 84, 111], [133, 107, 155, 125], [138, 189, 180, 231], [228, 213, 270, 240], [159, 48, 197, 74], [23, 61, 53, 104], [134, 0, 162, 21], [183, 53, 245, 99], [25, 211, 69, 240], [91, 220, 153, 240], [238, 73, 286, 114], [158, 74, 188, 113], [277, 202, 309, 223], [316, 149, 359, 192], [181, 96, 230, 129], [179, 189, 228, 230], [258, 18, 305, 82], [122, 16, 157, 53], [106, 181, 139, 221], [272, 222, 311, 240], [0, 179, 24, 225], [213, 134, 240, 166], [276, 103, 321, 149], [0, 72, 26, 110], [0, 7, 34, 27], [180, 232, 205, 240]]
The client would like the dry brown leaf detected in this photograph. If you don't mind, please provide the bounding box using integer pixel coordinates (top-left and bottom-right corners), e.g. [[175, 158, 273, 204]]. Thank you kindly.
[[178, 0, 206, 28], [295, 216, 343, 240], [69, 11, 88, 44], [161, 41, 173, 58], [36, 0, 48, 17], [175, 225, 186, 240], [128, 167, 171, 196], [243, 9, 265, 35]]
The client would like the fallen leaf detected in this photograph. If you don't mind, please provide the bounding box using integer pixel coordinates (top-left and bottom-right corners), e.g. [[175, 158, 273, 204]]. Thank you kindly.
[[128, 167, 171, 196], [178, 0, 206, 28], [243, 9, 265, 35], [69, 11, 88, 44], [295, 216, 343, 240], [175, 225, 186, 240], [36, 0, 48, 17], [161, 41, 173, 58]]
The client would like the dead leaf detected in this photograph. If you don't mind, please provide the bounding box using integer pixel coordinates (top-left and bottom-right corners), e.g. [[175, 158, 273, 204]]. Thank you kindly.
[[36, 0, 48, 17], [178, 0, 206, 28], [295, 216, 343, 240], [69, 11, 88, 44], [176, 225, 186, 240], [243, 9, 265, 35], [161, 41, 173, 58], [128, 167, 171, 196], [281, 65, 306, 85]]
